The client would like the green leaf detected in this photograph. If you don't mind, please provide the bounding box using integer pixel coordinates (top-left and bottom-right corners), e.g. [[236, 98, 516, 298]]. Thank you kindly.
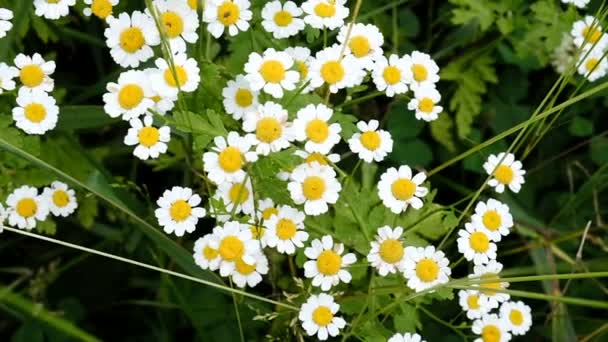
[[450, 0, 497, 31], [590, 137, 608, 165], [389, 139, 433, 167], [35, 219, 57, 235], [331, 111, 359, 140], [393, 303, 420, 332], [77, 195, 99, 229], [388, 100, 424, 139], [56, 106, 119, 130], [430, 113, 457, 152], [568, 116, 594, 137], [172, 110, 227, 150]]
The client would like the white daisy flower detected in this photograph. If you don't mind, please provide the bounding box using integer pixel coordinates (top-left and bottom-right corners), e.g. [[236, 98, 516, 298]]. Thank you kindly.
[[562, 0, 590, 8], [387, 332, 426, 342], [105, 11, 160, 68], [372, 54, 410, 97], [145, 68, 177, 115], [301, 0, 349, 30], [124, 115, 171, 160], [299, 293, 346, 340], [148, 0, 198, 54], [6, 185, 49, 230], [244, 48, 299, 98], [222, 75, 259, 120], [203, 131, 258, 185], [203, 0, 252, 38], [457, 223, 497, 265], [154, 186, 206, 236], [284, 46, 313, 92], [103, 70, 154, 120], [499, 301, 532, 336], [571, 16, 608, 50], [186, 0, 198, 10], [207, 220, 260, 277], [577, 49, 608, 82], [150, 53, 201, 97], [42, 181, 78, 217], [294, 149, 341, 166], [304, 235, 356, 291], [12, 88, 59, 135], [248, 223, 268, 248], [261, 1, 304, 39], [471, 198, 513, 242], [0, 8, 13, 38], [469, 260, 510, 308], [293, 103, 342, 154], [337, 23, 384, 71], [288, 162, 341, 216], [83, 0, 118, 20], [14, 53, 55, 92], [264, 205, 309, 255], [402, 245, 451, 292], [403, 51, 440, 90], [230, 250, 269, 288], [193, 234, 221, 271], [472, 314, 512, 342], [551, 33, 576, 75], [256, 197, 278, 222], [348, 119, 393, 163], [309, 45, 366, 93], [215, 178, 255, 216], [483, 152, 526, 194], [0, 62, 18, 94], [408, 85, 442, 122], [458, 289, 492, 320], [377, 165, 429, 214], [367, 226, 407, 276], [33, 0, 75, 20], [242, 101, 294, 156]]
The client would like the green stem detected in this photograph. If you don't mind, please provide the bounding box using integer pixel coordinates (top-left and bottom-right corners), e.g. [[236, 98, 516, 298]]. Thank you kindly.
[[336, 91, 385, 110], [418, 306, 466, 339]]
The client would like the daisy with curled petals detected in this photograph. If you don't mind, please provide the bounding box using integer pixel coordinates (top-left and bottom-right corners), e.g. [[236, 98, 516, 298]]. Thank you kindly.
[[105, 11, 160, 68], [388, 333, 426, 342], [301, 0, 349, 30], [222, 75, 259, 120], [12, 89, 59, 135], [203, 0, 252, 38], [193, 234, 221, 271], [402, 245, 451, 292], [288, 162, 342, 216], [243, 101, 294, 155], [471, 198, 513, 242], [83, 0, 118, 20], [293, 103, 342, 154], [33, 0, 75, 20], [403, 51, 440, 90], [571, 16, 608, 49], [215, 178, 255, 216], [42, 181, 78, 217], [150, 53, 200, 97], [208, 220, 260, 277], [0, 63, 18, 94], [284, 46, 313, 92], [6, 186, 49, 230], [457, 223, 497, 265], [309, 45, 366, 93], [499, 301, 532, 336], [378, 165, 428, 214], [348, 119, 393, 163], [103, 70, 154, 120], [231, 250, 268, 288], [265, 205, 309, 255], [149, 0, 198, 54], [458, 289, 492, 320], [0, 8, 13, 38], [299, 293, 346, 340], [367, 226, 407, 276], [577, 49, 608, 82], [472, 314, 512, 342], [124, 115, 171, 160], [304, 235, 356, 291], [408, 85, 442, 122], [483, 152, 526, 194], [154, 186, 206, 236], [261, 1, 304, 39], [203, 131, 258, 185], [244, 48, 299, 98], [469, 260, 510, 308], [14, 53, 55, 92], [337, 23, 384, 71], [372, 54, 410, 97]]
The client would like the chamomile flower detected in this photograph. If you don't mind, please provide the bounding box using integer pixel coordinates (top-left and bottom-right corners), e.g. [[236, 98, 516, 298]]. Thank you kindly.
[[0, 8, 13, 38], [378, 166, 429, 214], [472, 314, 512, 342], [193, 234, 221, 271], [367, 226, 407, 276], [483, 153, 526, 194], [0, 62, 18, 94], [231, 250, 268, 288], [457, 223, 497, 265], [222, 75, 259, 120], [293, 103, 342, 154], [571, 16, 608, 50], [562, 0, 590, 8], [14, 53, 55, 92], [301, 0, 349, 30], [552, 33, 576, 74], [309, 45, 365, 93], [348, 120, 393, 163], [149, 0, 199, 54], [244, 48, 299, 98], [265, 205, 309, 255], [203, 131, 258, 184], [248, 224, 268, 248], [154, 186, 206, 236], [387, 333, 426, 342], [42, 181, 78, 217], [150, 53, 201, 97], [299, 293, 346, 340], [294, 149, 341, 166], [6, 186, 49, 230], [304, 235, 357, 290], [103, 70, 154, 120], [105, 11, 160, 68], [124, 115, 171, 160], [83, 0, 118, 20], [33, 0, 75, 20], [469, 260, 510, 308], [458, 289, 492, 320], [186, 0, 198, 10], [12, 89, 59, 135], [144, 69, 177, 115], [577, 49, 608, 81], [284, 46, 313, 92], [403, 51, 440, 90], [203, 0, 252, 38], [372, 54, 410, 97], [261, 1, 304, 39], [402, 245, 451, 292], [471, 199, 513, 242], [256, 197, 278, 222], [243, 101, 294, 155], [337, 23, 384, 71], [499, 301, 532, 335], [208, 220, 260, 277], [215, 178, 255, 216], [408, 85, 442, 121], [288, 162, 342, 216]]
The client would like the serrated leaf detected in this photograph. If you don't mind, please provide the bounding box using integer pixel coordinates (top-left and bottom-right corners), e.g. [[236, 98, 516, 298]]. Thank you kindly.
[[430, 113, 457, 152], [393, 303, 420, 332]]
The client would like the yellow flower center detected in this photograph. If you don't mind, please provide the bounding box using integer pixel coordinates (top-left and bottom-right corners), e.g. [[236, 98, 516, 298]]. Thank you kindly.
[[379, 239, 404, 263], [494, 165, 514, 184], [163, 66, 188, 88], [259, 60, 285, 83], [256, 117, 282, 143], [296, 61, 308, 79], [412, 64, 428, 82], [348, 36, 371, 58], [469, 231, 490, 253], [16, 198, 37, 218], [302, 176, 326, 200], [229, 183, 249, 204], [479, 273, 502, 295], [391, 178, 416, 201], [383, 66, 401, 85], [161, 11, 184, 38], [24, 103, 47, 123], [415, 258, 439, 282], [47, 0, 60, 3], [188, 0, 197, 10], [482, 210, 502, 231], [151, 95, 162, 103], [274, 10, 293, 26], [467, 294, 480, 309], [218, 146, 243, 172], [235, 258, 256, 275], [314, 3, 336, 18], [262, 207, 278, 220], [306, 119, 330, 143], [169, 199, 192, 222], [582, 26, 602, 44], [219, 235, 244, 261], [234, 88, 253, 107], [481, 324, 501, 342], [320, 61, 344, 84], [91, 0, 113, 19], [317, 250, 341, 275], [138, 126, 160, 147], [118, 84, 144, 110], [585, 58, 599, 72], [52, 190, 70, 208], [418, 97, 435, 113], [360, 131, 381, 150], [217, 1, 240, 26], [312, 306, 333, 326], [250, 225, 265, 239], [305, 153, 328, 165], [276, 218, 297, 240], [509, 309, 524, 326], [19, 65, 45, 88], [119, 27, 145, 53], [203, 246, 219, 260]]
